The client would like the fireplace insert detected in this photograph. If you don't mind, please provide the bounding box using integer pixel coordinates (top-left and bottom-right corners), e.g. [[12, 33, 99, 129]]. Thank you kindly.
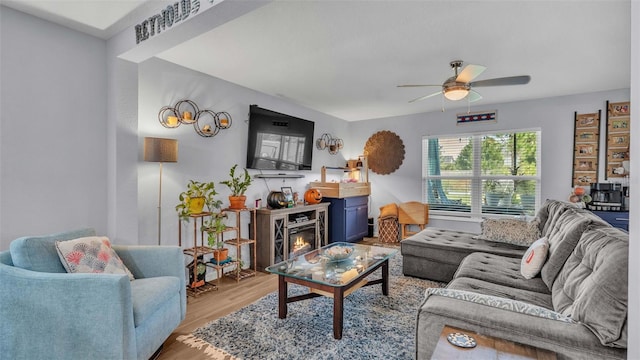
[[288, 224, 316, 258]]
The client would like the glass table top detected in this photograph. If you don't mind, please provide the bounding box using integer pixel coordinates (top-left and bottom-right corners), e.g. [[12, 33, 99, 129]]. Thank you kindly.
[[265, 242, 398, 287]]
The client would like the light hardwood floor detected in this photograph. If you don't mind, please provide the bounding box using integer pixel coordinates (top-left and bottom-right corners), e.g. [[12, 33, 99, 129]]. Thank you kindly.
[[158, 238, 397, 359], [158, 272, 278, 360]]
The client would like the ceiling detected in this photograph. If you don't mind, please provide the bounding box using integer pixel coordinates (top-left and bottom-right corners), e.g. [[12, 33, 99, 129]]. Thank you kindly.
[[2, 1, 631, 121]]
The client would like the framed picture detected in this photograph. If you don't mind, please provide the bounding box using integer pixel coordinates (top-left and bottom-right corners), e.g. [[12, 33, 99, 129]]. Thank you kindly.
[[281, 187, 294, 207], [605, 101, 631, 179], [572, 111, 600, 187]]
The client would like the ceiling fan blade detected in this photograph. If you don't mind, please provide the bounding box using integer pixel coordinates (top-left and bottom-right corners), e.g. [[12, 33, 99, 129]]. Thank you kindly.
[[456, 64, 487, 83], [470, 75, 531, 87], [468, 90, 482, 103], [409, 91, 442, 103], [397, 84, 441, 88]]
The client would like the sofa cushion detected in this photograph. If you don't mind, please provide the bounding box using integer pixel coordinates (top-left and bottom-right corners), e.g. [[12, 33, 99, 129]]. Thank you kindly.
[[425, 288, 573, 323], [402, 228, 527, 267], [454, 252, 550, 294], [551, 227, 628, 348], [521, 237, 549, 279], [537, 199, 574, 237], [447, 277, 553, 309], [130, 276, 181, 327], [9, 228, 96, 273], [55, 236, 134, 280], [474, 218, 541, 246], [540, 208, 608, 289]]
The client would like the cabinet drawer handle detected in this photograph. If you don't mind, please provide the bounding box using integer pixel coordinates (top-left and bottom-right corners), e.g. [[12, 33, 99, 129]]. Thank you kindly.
[[615, 218, 629, 222]]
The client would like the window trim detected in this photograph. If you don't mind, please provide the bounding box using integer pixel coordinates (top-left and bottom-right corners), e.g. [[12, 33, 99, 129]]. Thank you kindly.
[[422, 128, 542, 219]]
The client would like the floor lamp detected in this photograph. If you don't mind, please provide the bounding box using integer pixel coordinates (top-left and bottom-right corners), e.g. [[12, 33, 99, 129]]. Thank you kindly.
[[143, 137, 178, 245]]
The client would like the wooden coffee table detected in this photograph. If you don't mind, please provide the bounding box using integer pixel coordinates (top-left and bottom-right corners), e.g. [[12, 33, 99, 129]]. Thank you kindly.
[[432, 325, 557, 359], [265, 242, 397, 339]]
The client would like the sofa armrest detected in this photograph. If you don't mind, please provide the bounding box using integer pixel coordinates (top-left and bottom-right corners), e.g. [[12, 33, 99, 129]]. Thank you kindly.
[[0, 264, 136, 359], [113, 245, 187, 320], [416, 294, 626, 359]]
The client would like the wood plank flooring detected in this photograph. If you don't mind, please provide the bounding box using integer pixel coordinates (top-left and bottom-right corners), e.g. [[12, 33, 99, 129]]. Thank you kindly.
[[158, 272, 278, 360], [158, 238, 398, 359]]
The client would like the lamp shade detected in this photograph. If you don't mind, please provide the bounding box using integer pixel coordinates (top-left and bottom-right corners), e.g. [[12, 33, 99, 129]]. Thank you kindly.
[[444, 86, 469, 101], [143, 137, 178, 163]]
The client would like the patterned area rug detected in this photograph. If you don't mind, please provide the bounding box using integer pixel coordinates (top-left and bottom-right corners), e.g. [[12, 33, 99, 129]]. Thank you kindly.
[[178, 254, 443, 359]]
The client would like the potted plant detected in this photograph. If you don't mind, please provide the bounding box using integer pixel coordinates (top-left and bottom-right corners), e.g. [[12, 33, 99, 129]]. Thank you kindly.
[[515, 179, 536, 210], [484, 180, 513, 206], [175, 180, 222, 220], [205, 212, 229, 263], [219, 164, 253, 209]]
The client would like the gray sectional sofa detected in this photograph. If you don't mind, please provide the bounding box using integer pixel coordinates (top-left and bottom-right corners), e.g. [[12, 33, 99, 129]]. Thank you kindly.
[[401, 199, 628, 359]]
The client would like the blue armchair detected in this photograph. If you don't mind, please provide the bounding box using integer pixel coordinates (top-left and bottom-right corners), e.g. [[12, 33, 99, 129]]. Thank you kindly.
[[0, 228, 186, 360]]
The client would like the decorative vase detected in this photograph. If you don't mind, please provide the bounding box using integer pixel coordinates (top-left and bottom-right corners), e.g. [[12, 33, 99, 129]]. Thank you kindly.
[[267, 191, 287, 209], [213, 248, 229, 262], [485, 192, 501, 206], [188, 196, 206, 214], [228, 195, 247, 209]]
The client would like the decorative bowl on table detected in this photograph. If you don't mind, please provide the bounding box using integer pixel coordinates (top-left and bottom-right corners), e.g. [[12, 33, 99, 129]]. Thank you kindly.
[[324, 245, 354, 261]]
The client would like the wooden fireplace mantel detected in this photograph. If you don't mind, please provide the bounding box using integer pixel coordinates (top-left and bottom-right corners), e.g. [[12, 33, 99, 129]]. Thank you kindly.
[[255, 203, 329, 271]]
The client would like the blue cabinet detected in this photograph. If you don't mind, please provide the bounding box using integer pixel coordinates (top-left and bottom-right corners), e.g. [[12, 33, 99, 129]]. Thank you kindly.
[[324, 196, 369, 243], [591, 211, 629, 231]]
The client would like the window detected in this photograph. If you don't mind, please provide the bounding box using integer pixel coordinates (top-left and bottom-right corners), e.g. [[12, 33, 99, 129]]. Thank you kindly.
[[423, 130, 541, 217]]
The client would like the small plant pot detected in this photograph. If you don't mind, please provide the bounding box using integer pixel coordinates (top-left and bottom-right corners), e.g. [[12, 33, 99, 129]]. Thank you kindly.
[[228, 195, 247, 210], [189, 196, 206, 214], [213, 248, 229, 262]]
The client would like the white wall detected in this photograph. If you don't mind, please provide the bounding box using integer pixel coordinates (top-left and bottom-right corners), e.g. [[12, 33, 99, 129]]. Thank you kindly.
[[0, 6, 108, 249], [137, 58, 348, 246], [348, 88, 630, 233], [627, 1, 639, 357]]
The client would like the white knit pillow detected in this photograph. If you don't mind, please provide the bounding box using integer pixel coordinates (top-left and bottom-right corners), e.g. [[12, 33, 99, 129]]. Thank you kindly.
[[521, 237, 549, 279]]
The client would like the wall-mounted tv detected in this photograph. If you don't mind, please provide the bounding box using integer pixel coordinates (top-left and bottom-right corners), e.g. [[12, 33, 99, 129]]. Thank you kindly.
[[246, 105, 315, 171]]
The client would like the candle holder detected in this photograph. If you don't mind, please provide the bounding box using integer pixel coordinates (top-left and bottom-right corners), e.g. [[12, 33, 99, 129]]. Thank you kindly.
[[158, 99, 232, 138], [315, 133, 343, 155]]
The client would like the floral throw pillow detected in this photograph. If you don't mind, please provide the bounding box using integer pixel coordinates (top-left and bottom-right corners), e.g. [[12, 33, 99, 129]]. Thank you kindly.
[[521, 237, 549, 279], [473, 218, 541, 246], [55, 236, 134, 280]]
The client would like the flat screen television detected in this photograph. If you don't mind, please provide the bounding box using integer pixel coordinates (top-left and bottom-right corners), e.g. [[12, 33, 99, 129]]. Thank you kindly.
[[246, 105, 314, 171]]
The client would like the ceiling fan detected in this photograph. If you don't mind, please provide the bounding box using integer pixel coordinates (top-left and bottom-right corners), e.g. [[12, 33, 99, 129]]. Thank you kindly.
[[398, 60, 531, 103]]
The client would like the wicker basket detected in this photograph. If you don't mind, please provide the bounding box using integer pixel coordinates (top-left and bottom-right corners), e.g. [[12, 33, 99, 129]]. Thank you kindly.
[[378, 217, 399, 243]]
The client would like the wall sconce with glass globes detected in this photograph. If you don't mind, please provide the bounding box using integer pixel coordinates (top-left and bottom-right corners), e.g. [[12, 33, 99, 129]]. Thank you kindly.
[[316, 133, 343, 155], [158, 99, 232, 137]]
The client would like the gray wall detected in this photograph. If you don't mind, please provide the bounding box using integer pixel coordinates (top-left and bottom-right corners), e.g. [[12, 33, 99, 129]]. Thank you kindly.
[[349, 89, 630, 233], [0, 6, 108, 249], [627, 2, 639, 357], [137, 58, 349, 246], [0, 2, 638, 356]]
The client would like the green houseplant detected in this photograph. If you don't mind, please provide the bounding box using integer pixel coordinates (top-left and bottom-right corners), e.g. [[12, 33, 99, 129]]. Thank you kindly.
[[219, 164, 253, 209], [175, 180, 222, 220], [205, 212, 229, 263]]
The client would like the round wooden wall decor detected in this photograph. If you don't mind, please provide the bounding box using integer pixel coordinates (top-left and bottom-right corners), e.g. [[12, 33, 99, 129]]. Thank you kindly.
[[364, 130, 405, 175]]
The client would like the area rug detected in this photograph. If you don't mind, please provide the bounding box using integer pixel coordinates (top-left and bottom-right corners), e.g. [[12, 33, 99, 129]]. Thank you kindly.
[[178, 254, 444, 359]]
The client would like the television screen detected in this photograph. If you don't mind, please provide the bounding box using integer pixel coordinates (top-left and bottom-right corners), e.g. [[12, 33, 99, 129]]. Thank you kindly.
[[246, 105, 314, 170]]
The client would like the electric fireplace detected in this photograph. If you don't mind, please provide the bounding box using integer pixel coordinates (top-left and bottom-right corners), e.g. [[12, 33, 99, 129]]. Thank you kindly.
[[288, 224, 316, 258]]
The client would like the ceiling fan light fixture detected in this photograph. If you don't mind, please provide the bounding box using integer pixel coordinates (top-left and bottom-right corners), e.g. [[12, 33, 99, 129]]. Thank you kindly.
[[444, 86, 469, 101]]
